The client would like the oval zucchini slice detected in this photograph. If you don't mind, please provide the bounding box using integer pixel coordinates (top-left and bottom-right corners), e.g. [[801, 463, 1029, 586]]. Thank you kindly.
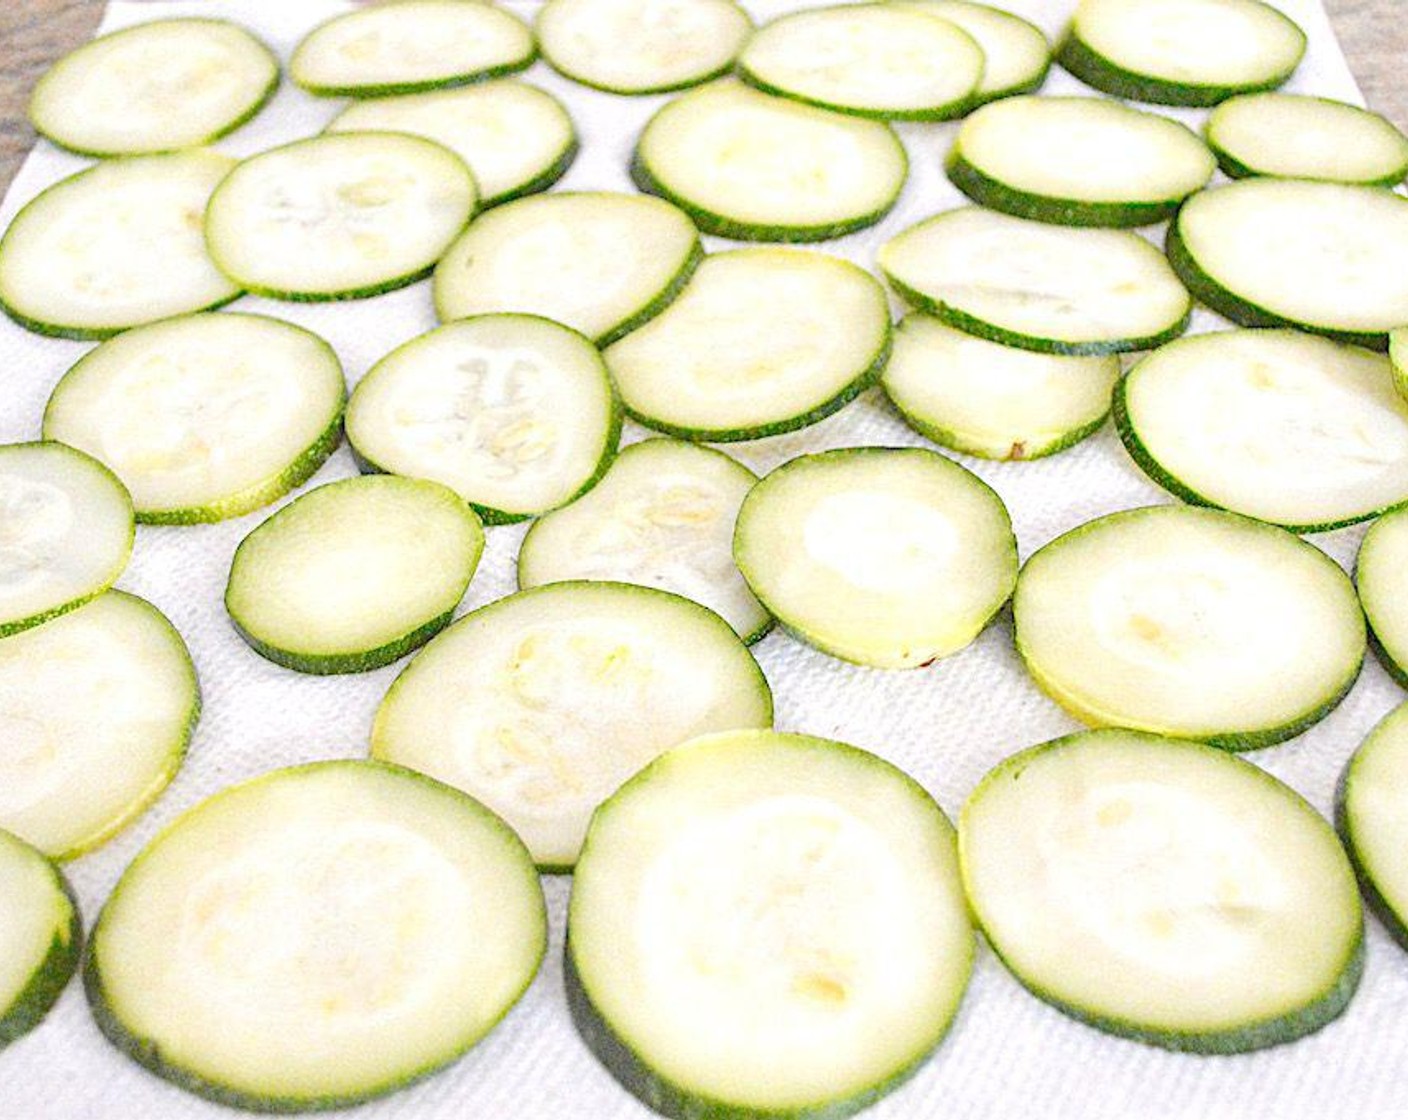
[[894, 0, 1051, 104], [1013, 504, 1365, 749], [225, 476, 485, 674], [85, 760, 546, 1110], [1356, 504, 1408, 689], [1338, 702, 1408, 950], [961, 729, 1363, 1052], [0, 829, 81, 1049], [568, 729, 973, 1119], [371, 581, 773, 870], [734, 447, 1017, 669]]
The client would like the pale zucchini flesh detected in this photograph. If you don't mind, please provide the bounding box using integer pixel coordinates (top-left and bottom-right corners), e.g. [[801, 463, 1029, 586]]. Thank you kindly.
[[1338, 703, 1408, 950], [1356, 505, 1408, 689], [894, 1, 1050, 103], [0, 829, 81, 1048]]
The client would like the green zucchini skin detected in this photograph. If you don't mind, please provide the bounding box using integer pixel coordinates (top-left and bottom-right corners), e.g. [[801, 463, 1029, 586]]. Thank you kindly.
[[596, 239, 705, 349], [892, 396, 1108, 462], [736, 69, 975, 123], [0, 858, 82, 1049], [484, 134, 580, 209], [295, 53, 537, 100], [227, 606, 456, 676], [0, 290, 241, 343]]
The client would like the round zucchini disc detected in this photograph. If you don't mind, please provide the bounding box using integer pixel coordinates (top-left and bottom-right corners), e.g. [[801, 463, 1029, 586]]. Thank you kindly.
[[0, 150, 240, 340], [883, 314, 1120, 461], [1115, 329, 1408, 532], [205, 132, 477, 302], [946, 95, 1216, 227], [518, 439, 770, 643], [28, 18, 278, 157], [535, 0, 752, 95], [326, 80, 577, 208], [1013, 505, 1365, 750], [632, 79, 908, 242], [1169, 179, 1408, 350], [1057, 0, 1306, 107], [85, 760, 546, 1110], [1339, 703, 1408, 950], [961, 729, 1363, 1052], [434, 191, 701, 346], [894, 0, 1051, 104], [604, 247, 891, 442], [568, 729, 973, 1119], [737, 2, 984, 121], [371, 581, 773, 870], [0, 442, 134, 638], [879, 206, 1191, 355], [289, 0, 535, 96], [1356, 504, 1408, 689], [0, 592, 198, 860], [44, 312, 346, 525], [734, 447, 1017, 669], [0, 829, 81, 1049], [346, 315, 621, 524], [225, 475, 484, 674]]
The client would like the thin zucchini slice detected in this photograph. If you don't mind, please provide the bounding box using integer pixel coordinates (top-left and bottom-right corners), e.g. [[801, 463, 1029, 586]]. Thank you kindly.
[[535, 0, 752, 95], [733, 447, 1017, 669], [1057, 0, 1306, 107], [1013, 505, 1365, 750], [434, 191, 701, 346], [883, 314, 1120, 460], [0, 591, 198, 860], [289, 0, 535, 97], [225, 476, 484, 674], [604, 248, 890, 442], [370, 581, 773, 870], [326, 80, 576, 208], [946, 95, 1215, 227], [879, 206, 1191, 355], [43, 312, 346, 525], [205, 132, 476, 302], [1206, 93, 1408, 187], [737, 3, 984, 121], [28, 18, 278, 157], [1339, 703, 1408, 949], [632, 79, 907, 242], [568, 729, 973, 1119], [894, 0, 1051, 103], [0, 150, 240, 340], [1115, 329, 1408, 532], [1356, 504, 1408, 689], [346, 314, 620, 525], [0, 442, 133, 638], [0, 830, 81, 1049], [961, 729, 1363, 1052], [518, 439, 770, 643], [85, 760, 545, 1111], [1169, 179, 1408, 350]]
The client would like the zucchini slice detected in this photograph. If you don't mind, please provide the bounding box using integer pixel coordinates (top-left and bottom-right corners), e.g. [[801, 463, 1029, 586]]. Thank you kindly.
[[535, 0, 752, 95], [326, 80, 576, 208], [604, 248, 890, 442], [517, 439, 770, 643], [1356, 504, 1408, 689], [879, 206, 1191, 355], [0, 150, 240, 340], [28, 18, 278, 157], [43, 312, 346, 525], [225, 476, 484, 674], [961, 729, 1363, 1052], [345, 314, 621, 525], [1115, 329, 1408, 532], [1169, 179, 1408, 350], [0, 829, 81, 1049], [0, 442, 133, 638], [205, 132, 476, 302], [1057, 0, 1306, 107], [85, 760, 545, 1111], [883, 314, 1120, 461], [946, 95, 1216, 227], [289, 0, 534, 97], [568, 729, 973, 1119], [894, 0, 1051, 104], [434, 191, 701, 346], [370, 581, 773, 870], [1013, 505, 1365, 750], [737, 2, 984, 121], [1339, 702, 1408, 950], [733, 447, 1017, 669], [0, 591, 198, 860], [1206, 93, 1408, 187], [632, 79, 907, 242]]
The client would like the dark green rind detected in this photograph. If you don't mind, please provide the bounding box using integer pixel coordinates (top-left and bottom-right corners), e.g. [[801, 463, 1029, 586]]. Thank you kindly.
[[968, 63, 1051, 109], [886, 388, 1109, 462], [597, 239, 704, 349], [483, 133, 580, 209], [0, 289, 243, 343], [540, 55, 740, 98], [1336, 714, 1408, 952], [293, 53, 537, 100], [737, 67, 976, 123], [0, 848, 81, 1049], [229, 601, 455, 677]]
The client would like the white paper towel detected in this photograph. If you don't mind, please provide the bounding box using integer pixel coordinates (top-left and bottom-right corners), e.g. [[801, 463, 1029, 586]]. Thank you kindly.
[[2, 1, 1405, 1117]]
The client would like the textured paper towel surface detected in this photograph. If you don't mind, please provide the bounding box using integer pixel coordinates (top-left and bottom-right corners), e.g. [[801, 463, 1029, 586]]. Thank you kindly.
[[2, 1, 1405, 1117]]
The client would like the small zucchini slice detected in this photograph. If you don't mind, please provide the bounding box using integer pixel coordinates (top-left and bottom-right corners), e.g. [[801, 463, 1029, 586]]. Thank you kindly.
[[1356, 504, 1408, 689], [894, 0, 1051, 104], [1339, 702, 1408, 949], [0, 829, 81, 1049], [568, 729, 973, 1120], [961, 729, 1363, 1052]]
